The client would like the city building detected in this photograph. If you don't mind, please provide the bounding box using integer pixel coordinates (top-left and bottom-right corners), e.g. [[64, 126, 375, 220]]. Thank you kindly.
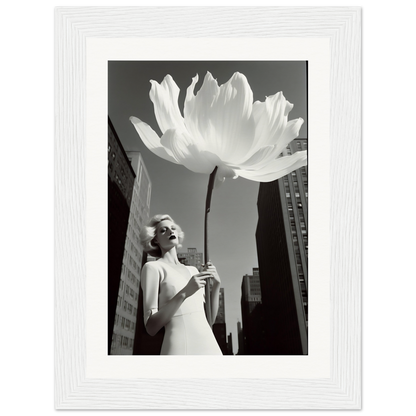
[[178, 248, 204, 271], [226, 333, 234, 355], [133, 252, 165, 355], [108, 117, 136, 354], [236, 321, 244, 355], [241, 268, 262, 314], [213, 288, 227, 354], [255, 138, 308, 355], [110, 148, 152, 355], [240, 268, 264, 354]]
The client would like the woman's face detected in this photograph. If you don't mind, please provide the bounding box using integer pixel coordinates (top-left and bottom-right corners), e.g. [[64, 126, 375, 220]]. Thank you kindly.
[[155, 219, 179, 250]]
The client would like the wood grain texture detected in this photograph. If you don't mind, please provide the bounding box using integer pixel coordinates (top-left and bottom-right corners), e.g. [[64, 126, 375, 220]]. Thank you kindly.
[[55, 6, 361, 409]]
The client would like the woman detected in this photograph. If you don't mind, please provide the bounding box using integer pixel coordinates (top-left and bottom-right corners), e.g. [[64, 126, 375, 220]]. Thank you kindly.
[[139, 214, 223, 355]]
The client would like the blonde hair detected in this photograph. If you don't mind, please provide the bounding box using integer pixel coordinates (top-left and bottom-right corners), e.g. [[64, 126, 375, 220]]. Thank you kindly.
[[139, 214, 184, 258]]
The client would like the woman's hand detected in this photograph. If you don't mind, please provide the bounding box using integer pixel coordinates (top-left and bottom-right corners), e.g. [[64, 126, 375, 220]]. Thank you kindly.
[[203, 262, 221, 286], [181, 271, 213, 298]]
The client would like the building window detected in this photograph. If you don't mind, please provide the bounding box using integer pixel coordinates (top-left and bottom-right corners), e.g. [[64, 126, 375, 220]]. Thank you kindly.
[[147, 184, 151, 207]]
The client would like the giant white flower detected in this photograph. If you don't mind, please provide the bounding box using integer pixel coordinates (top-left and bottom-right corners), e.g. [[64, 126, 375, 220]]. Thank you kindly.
[[130, 72, 307, 183]]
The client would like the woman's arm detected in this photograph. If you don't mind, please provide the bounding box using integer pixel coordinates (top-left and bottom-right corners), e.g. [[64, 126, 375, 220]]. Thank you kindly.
[[141, 263, 213, 336], [145, 289, 185, 336]]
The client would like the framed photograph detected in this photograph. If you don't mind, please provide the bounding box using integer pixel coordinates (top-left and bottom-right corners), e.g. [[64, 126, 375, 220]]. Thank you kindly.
[[55, 6, 361, 409]]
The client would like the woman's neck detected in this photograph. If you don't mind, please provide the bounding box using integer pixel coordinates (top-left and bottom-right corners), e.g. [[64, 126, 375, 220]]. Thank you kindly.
[[159, 247, 181, 265]]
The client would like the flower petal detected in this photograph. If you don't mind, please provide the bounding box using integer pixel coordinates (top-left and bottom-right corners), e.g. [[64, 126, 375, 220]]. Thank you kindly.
[[184, 72, 219, 150], [237, 151, 307, 182], [149, 75, 185, 134], [185, 72, 256, 162], [251, 92, 300, 153], [160, 128, 216, 174], [227, 145, 277, 170], [240, 117, 303, 168], [217, 164, 238, 181], [210, 72, 256, 161], [213, 164, 238, 188], [274, 118, 304, 153], [129, 116, 179, 164]]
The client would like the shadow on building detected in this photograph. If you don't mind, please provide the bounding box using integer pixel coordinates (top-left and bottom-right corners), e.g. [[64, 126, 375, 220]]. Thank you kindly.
[[108, 117, 135, 354], [254, 140, 308, 355]]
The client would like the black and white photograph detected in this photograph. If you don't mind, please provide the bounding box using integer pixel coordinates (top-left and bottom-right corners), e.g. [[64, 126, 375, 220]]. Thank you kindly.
[[107, 61, 308, 356], [47, 3, 361, 409]]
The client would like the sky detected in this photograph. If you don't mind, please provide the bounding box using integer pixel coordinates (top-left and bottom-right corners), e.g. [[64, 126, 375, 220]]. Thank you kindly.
[[108, 61, 307, 354]]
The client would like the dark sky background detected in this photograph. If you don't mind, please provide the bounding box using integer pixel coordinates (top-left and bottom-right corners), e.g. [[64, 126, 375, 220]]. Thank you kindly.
[[108, 61, 307, 354]]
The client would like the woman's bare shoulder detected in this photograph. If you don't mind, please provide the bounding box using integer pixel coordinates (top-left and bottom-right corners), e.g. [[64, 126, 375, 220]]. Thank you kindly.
[[142, 261, 162, 272]]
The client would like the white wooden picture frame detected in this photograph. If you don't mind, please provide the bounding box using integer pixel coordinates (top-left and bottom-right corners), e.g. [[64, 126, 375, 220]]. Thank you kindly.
[[51, 2, 367, 414]]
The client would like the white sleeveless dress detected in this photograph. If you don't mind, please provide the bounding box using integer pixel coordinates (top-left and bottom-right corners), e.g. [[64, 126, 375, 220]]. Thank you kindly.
[[141, 261, 222, 355]]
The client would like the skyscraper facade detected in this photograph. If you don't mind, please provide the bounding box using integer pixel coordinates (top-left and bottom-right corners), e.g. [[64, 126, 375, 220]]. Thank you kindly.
[[110, 151, 152, 355], [226, 333, 234, 355], [108, 117, 136, 354], [255, 138, 308, 355], [213, 287, 227, 354], [241, 268, 262, 314], [240, 268, 264, 354], [237, 321, 245, 355], [177, 248, 204, 271]]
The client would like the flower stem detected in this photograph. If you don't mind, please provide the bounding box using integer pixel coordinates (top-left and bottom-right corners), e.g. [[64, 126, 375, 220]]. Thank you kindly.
[[204, 166, 218, 328]]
